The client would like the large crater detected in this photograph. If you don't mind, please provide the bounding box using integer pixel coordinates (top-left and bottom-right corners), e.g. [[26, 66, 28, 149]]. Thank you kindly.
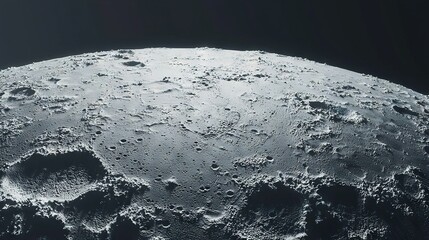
[[1, 148, 108, 201]]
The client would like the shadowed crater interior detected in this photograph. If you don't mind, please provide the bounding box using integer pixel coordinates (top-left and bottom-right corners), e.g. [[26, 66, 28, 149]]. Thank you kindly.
[[1, 149, 107, 201], [10, 87, 36, 96], [236, 181, 305, 235], [318, 184, 360, 208]]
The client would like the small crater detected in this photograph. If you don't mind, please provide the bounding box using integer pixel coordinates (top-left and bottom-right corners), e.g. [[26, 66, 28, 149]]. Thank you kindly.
[[394, 173, 422, 196], [254, 73, 268, 78], [123, 61, 145, 67], [8, 87, 36, 101], [308, 101, 329, 109], [211, 163, 219, 171], [342, 85, 356, 90], [10, 87, 36, 96], [158, 219, 171, 229], [393, 105, 419, 116], [268, 211, 277, 218], [48, 77, 61, 83], [225, 189, 235, 198], [114, 54, 129, 59], [203, 209, 226, 222], [118, 49, 134, 54], [199, 185, 211, 193]]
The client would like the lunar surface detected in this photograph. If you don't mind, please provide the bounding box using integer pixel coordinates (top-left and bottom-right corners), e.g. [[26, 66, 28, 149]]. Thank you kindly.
[[0, 48, 429, 240]]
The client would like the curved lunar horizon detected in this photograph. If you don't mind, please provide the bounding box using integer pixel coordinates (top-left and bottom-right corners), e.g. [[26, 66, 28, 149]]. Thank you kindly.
[[0, 48, 428, 239]]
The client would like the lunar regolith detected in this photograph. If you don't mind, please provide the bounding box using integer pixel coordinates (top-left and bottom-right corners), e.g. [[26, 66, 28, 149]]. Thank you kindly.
[[0, 48, 429, 240]]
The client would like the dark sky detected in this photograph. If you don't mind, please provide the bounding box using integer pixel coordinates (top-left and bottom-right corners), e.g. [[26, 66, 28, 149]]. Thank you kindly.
[[0, 0, 428, 94]]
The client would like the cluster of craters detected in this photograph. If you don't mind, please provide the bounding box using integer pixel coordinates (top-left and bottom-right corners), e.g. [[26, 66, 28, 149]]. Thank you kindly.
[[0, 147, 150, 239], [1, 162, 429, 239], [223, 168, 429, 240]]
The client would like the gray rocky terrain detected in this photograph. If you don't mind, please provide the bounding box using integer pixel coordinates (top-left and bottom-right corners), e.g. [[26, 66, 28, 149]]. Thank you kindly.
[[0, 48, 428, 239]]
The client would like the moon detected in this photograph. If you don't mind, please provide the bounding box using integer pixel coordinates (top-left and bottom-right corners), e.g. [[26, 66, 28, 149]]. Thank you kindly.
[[0, 48, 428, 239]]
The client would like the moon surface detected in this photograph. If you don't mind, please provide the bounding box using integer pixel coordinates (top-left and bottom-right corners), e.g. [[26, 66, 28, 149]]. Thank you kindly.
[[0, 48, 428, 239]]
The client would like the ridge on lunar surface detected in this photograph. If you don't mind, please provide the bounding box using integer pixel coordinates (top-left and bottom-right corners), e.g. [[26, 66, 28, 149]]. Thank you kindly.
[[0, 48, 429, 239]]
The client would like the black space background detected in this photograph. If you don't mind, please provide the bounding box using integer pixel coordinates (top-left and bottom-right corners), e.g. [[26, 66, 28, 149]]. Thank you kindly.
[[0, 1, 428, 94]]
